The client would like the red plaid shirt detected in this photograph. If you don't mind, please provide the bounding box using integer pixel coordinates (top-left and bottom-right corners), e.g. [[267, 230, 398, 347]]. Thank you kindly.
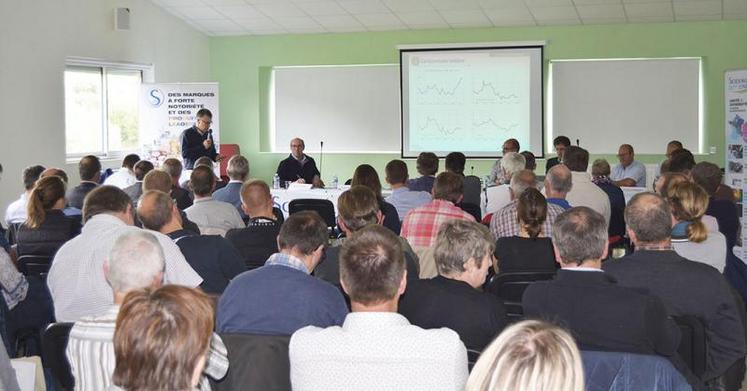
[[490, 200, 565, 239], [401, 199, 475, 248]]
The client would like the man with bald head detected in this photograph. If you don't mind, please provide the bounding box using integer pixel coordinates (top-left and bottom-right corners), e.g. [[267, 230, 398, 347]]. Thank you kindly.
[[610, 144, 647, 187], [276, 137, 322, 187], [604, 192, 746, 385], [226, 180, 282, 270], [544, 164, 572, 210], [138, 190, 245, 295]]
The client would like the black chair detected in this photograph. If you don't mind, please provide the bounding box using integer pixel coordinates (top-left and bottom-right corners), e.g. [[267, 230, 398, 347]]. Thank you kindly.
[[458, 202, 481, 222], [41, 322, 74, 390], [211, 333, 291, 391], [673, 315, 707, 378], [467, 348, 482, 371], [486, 272, 556, 319], [288, 199, 336, 232], [272, 207, 285, 225], [17, 255, 53, 279]]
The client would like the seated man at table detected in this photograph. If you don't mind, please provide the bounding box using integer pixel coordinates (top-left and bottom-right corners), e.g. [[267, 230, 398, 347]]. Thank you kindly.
[[610, 144, 647, 187], [276, 138, 323, 188]]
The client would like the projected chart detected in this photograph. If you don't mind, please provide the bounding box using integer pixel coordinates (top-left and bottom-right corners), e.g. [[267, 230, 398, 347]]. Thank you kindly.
[[401, 47, 542, 157]]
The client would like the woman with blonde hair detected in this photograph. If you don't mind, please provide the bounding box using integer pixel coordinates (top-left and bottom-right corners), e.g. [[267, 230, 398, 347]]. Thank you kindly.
[[668, 181, 727, 272], [466, 320, 584, 391], [111, 285, 214, 391]]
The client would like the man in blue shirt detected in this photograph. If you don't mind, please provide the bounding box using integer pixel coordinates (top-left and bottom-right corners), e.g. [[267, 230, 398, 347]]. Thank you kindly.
[[610, 144, 647, 187], [217, 211, 348, 335], [213, 155, 250, 217], [180, 108, 221, 170], [544, 164, 572, 210], [384, 160, 432, 221]]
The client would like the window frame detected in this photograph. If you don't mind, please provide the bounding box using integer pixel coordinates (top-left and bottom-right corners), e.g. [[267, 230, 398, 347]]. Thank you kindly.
[[64, 57, 154, 162]]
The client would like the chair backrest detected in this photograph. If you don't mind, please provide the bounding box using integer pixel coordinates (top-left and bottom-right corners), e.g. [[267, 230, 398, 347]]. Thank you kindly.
[[458, 202, 482, 222], [17, 255, 53, 279], [486, 272, 556, 318], [41, 322, 74, 390], [218, 143, 241, 180], [581, 350, 692, 391], [288, 199, 336, 229], [673, 315, 707, 378], [211, 333, 291, 391], [7, 223, 21, 246]]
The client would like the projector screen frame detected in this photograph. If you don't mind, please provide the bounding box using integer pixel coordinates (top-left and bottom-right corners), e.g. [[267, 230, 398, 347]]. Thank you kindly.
[[399, 44, 545, 160]]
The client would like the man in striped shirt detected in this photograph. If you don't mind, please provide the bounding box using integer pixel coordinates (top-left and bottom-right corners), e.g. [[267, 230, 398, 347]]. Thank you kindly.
[[66, 231, 228, 391]]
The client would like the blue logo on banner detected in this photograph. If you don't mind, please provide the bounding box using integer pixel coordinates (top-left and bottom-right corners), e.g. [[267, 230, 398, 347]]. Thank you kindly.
[[147, 89, 164, 107]]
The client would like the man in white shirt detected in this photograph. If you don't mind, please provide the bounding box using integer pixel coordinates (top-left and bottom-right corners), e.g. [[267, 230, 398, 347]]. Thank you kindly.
[[483, 152, 525, 216], [290, 225, 468, 391], [4, 165, 45, 225], [611, 144, 647, 187], [66, 230, 227, 391], [383, 159, 431, 221], [47, 185, 202, 322], [103, 154, 139, 189], [185, 166, 244, 236], [564, 146, 611, 226]]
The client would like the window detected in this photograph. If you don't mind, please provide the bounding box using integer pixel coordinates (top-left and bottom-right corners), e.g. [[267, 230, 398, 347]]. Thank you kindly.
[[64, 59, 152, 159]]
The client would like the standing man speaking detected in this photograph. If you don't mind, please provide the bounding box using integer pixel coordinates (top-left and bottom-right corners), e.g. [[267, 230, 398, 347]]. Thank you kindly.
[[180, 108, 222, 170]]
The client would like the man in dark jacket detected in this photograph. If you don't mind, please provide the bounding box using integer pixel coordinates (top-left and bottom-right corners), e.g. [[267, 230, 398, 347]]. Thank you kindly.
[[180, 108, 221, 170]]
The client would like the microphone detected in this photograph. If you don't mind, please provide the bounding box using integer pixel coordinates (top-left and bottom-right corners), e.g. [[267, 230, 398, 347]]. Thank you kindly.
[[576, 138, 580, 146], [319, 141, 324, 178], [470, 166, 474, 175]]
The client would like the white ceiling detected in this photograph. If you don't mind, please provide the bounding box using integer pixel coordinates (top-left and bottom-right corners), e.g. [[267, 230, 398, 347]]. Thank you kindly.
[[151, 0, 747, 36]]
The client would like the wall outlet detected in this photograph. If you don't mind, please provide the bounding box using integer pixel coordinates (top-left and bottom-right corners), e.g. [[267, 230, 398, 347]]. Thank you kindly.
[[710, 146, 717, 155]]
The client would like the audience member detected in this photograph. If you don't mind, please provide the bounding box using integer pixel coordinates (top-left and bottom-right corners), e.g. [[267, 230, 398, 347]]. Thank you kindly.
[[213, 154, 250, 216], [138, 191, 245, 295], [315, 186, 420, 286], [15, 175, 81, 258], [122, 160, 154, 203], [523, 207, 682, 371], [111, 286, 217, 391], [184, 165, 244, 236], [656, 140, 683, 177], [656, 172, 720, 233], [4, 164, 45, 225], [484, 152, 525, 216], [603, 193, 746, 382], [591, 159, 626, 238], [276, 137, 323, 187], [47, 185, 201, 322], [104, 154, 140, 189], [40, 167, 83, 218], [564, 146, 611, 225], [667, 182, 727, 272], [610, 144, 647, 187], [545, 136, 571, 174], [520, 151, 536, 172], [162, 158, 193, 210], [141, 169, 200, 234], [692, 161, 739, 249], [401, 172, 475, 261], [466, 320, 585, 391], [407, 152, 439, 192], [667, 148, 696, 174], [495, 188, 556, 273], [544, 164, 572, 210], [491, 170, 564, 239], [65, 231, 228, 391], [226, 180, 282, 269], [489, 138, 520, 183], [445, 152, 482, 206], [383, 159, 431, 222], [218, 211, 347, 335], [351, 164, 401, 234], [67, 155, 101, 209], [399, 220, 507, 351], [290, 225, 469, 391]]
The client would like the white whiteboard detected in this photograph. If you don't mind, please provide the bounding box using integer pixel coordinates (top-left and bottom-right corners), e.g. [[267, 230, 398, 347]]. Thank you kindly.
[[272, 65, 400, 153], [550, 58, 701, 154]]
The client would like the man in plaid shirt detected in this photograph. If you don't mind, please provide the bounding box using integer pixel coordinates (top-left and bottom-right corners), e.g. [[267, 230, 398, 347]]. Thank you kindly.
[[490, 169, 565, 239], [401, 172, 475, 277]]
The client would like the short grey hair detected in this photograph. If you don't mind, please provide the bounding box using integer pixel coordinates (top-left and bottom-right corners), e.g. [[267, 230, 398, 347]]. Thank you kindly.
[[435, 220, 495, 276], [551, 207, 608, 265], [106, 231, 165, 293], [545, 165, 572, 194], [501, 152, 526, 179], [227, 155, 250, 181], [625, 192, 672, 243], [591, 159, 611, 178], [510, 170, 538, 199]]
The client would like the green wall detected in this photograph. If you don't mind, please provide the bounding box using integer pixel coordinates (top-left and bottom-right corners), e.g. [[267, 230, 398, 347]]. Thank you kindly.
[[210, 20, 747, 184]]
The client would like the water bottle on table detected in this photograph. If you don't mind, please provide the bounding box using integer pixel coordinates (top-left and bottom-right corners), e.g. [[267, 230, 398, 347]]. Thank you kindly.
[[273, 173, 280, 189]]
